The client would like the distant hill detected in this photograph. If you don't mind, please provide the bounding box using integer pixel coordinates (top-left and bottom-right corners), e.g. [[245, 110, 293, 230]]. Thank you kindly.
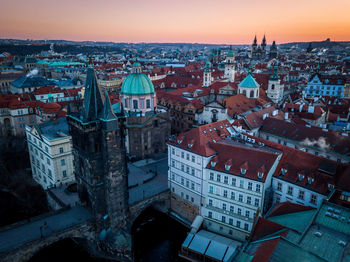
[[279, 38, 350, 49]]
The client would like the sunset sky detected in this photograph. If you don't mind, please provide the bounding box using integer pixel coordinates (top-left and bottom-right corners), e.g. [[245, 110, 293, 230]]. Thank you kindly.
[[1, 0, 350, 44]]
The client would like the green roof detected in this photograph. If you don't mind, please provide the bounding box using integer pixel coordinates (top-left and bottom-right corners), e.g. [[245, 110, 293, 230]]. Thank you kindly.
[[121, 73, 154, 96], [268, 209, 317, 233], [133, 61, 141, 67], [238, 73, 260, 88], [227, 49, 234, 57]]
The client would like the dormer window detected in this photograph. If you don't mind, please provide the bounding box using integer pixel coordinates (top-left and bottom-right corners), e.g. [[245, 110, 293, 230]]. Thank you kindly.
[[281, 168, 287, 175], [257, 172, 264, 179], [177, 139, 182, 144], [225, 165, 231, 171], [188, 144, 193, 148], [328, 184, 334, 191], [241, 168, 247, 175], [211, 161, 216, 168], [298, 174, 304, 181], [307, 177, 314, 184]]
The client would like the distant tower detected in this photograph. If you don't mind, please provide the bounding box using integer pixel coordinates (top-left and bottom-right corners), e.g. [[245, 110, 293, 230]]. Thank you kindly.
[[269, 41, 278, 59], [261, 35, 267, 54], [67, 65, 129, 231], [267, 63, 284, 104], [251, 35, 258, 59], [306, 42, 313, 53], [203, 59, 212, 87], [224, 47, 235, 82]]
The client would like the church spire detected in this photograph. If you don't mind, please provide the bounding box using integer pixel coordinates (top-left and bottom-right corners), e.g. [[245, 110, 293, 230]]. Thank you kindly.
[[100, 91, 117, 121], [253, 35, 257, 46], [81, 66, 104, 122]]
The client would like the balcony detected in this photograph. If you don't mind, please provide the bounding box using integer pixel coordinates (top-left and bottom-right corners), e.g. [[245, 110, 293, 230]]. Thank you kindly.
[[206, 204, 254, 223]]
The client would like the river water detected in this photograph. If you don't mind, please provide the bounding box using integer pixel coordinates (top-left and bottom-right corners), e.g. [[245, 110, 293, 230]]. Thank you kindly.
[[29, 209, 188, 262]]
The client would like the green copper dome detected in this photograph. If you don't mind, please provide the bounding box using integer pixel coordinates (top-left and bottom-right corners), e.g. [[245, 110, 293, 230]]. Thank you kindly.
[[121, 73, 155, 96]]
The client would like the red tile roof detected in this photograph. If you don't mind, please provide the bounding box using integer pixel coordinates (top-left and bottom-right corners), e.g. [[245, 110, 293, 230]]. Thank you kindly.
[[206, 139, 281, 182], [167, 120, 232, 156], [268, 202, 316, 217]]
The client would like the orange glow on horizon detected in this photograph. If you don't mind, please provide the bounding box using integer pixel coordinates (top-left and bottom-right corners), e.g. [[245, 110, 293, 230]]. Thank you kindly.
[[0, 0, 349, 44]]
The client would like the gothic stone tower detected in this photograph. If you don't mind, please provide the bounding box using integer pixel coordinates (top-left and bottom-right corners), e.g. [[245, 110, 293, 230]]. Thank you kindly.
[[203, 59, 212, 87], [67, 66, 129, 231]]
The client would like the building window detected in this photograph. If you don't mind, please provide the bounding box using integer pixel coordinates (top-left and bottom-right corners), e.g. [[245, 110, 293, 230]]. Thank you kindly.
[[245, 211, 250, 218], [191, 168, 195, 176], [222, 203, 227, 210], [61, 159, 66, 166], [186, 166, 190, 174], [217, 174, 221, 182], [236, 221, 241, 228], [62, 170, 67, 177], [42, 164, 45, 173], [46, 158, 50, 165], [256, 184, 261, 193], [171, 160, 175, 167], [133, 100, 138, 109], [248, 182, 252, 190], [208, 211, 212, 218], [209, 199, 213, 206], [237, 208, 242, 215], [181, 164, 184, 171], [231, 192, 235, 200], [59, 147, 64, 154], [186, 153, 189, 160], [275, 195, 281, 203], [230, 205, 234, 213], [229, 219, 233, 226], [310, 194, 317, 205], [222, 216, 226, 223], [48, 169, 52, 178], [45, 146, 48, 153], [223, 190, 228, 198], [277, 182, 282, 191], [238, 194, 243, 202], [254, 198, 259, 207], [186, 195, 189, 200], [239, 180, 244, 188], [191, 197, 194, 203], [298, 190, 305, 200], [209, 172, 214, 180], [172, 173, 175, 180], [247, 196, 252, 205], [244, 223, 249, 231], [287, 186, 293, 196], [181, 152, 184, 158], [186, 180, 189, 188], [172, 148, 175, 155], [40, 153, 43, 160], [232, 178, 236, 186], [209, 186, 213, 194], [181, 178, 184, 185], [192, 156, 195, 162], [146, 99, 151, 109], [224, 176, 228, 184]]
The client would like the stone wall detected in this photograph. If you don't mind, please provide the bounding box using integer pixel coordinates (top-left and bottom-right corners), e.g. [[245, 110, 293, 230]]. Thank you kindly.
[[170, 193, 199, 223], [1, 222, 94, 262]]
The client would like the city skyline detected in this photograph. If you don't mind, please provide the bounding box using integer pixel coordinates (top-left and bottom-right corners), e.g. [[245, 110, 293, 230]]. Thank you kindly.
[[1, 0, 350, 44]]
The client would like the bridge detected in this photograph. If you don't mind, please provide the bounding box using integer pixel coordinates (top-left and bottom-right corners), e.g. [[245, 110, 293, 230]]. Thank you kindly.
[[0, 158, 172, 262]]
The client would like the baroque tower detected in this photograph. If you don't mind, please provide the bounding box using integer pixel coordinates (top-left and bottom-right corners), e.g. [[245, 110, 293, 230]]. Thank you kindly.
[[67, 66, 129, 231], [203, 59, 212, 87], [267, 63, 284, 104], [224, 47, 235, 82]]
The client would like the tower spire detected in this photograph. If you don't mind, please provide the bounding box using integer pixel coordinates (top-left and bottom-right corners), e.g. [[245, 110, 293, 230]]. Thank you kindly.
[[81, 66, 104, 122], [101, 91, 117, 121]]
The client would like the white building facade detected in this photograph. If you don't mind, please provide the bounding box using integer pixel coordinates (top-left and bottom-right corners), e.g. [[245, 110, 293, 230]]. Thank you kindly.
[[26, 118, 75, 190]]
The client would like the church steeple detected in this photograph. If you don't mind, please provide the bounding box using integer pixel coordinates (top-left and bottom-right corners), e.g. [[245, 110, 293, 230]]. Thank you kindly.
[[253, 35, 257, 46], [203, 59, 212, 87], [81, 66, 104, 122]]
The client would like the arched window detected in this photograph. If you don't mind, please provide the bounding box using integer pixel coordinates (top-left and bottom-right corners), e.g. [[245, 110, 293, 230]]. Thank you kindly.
[[243, 90, 247, 96], [271, 84, 275, 90], [250, 90, 254, 98]]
